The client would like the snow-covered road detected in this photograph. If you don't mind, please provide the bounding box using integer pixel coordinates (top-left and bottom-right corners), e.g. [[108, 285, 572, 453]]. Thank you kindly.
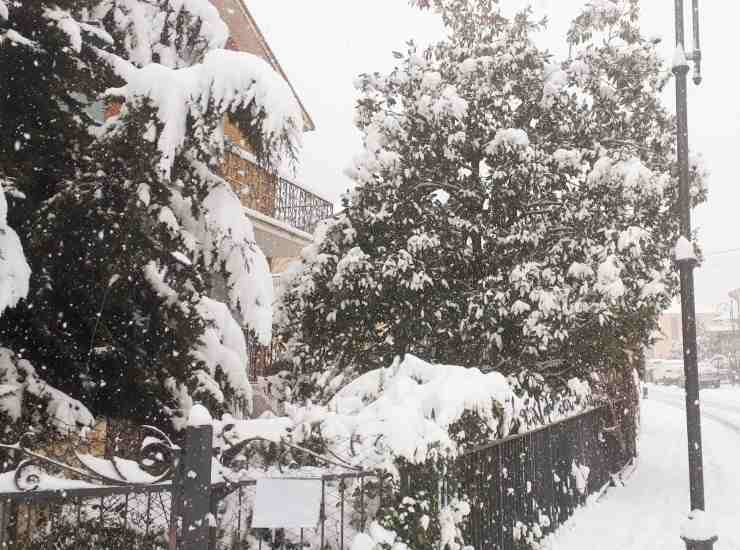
[[650, 384, 740, 436], [544, 387, 740, 550]]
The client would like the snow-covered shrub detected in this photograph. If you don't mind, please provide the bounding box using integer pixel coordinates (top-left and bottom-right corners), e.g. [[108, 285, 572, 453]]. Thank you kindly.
[[214, 354, 596, 550], [0, 347, 94, 437], [243, 355, 592, 476], [356, 489, 470, 550]]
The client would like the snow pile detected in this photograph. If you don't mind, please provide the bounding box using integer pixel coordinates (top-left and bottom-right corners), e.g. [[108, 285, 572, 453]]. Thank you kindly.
[[588, 156, 664, 196], [0, 347, 94, 432], [348, 497, 471, 550], [439, 499, 472, 550], [0, 182, 30, 315], [674, 236, 696, 261], [43, 7, 83, 52], [552, 148, 584, 170], [188, 403, 213, 427], [415, 85, 469, 122], [487, 128, 530, 152], [571, 461, 591, 495], [105, 48, 303, 179], [308, 355, 514, 469], [672, 44, 689, 69], [680, 511, 718, 542], [219, 415, 293, 445], [0, 470, 100, 494], [595, 255, 625, 300], [350, 522, 406, 550], [541, 65, 568, 109]]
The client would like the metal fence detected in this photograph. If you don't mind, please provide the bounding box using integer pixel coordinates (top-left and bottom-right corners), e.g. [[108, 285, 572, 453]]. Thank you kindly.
[[1, 404, 628, 550], [444, 405, 626, 550], [0, 484, 176, 549], [213, 471, 387, 550], [0, 423, 383, 550], [0, 473, 383, 550]]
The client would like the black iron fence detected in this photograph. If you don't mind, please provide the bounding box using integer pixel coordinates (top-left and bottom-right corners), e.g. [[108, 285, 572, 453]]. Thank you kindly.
[[0, 423, 382, 550], [274, 177, 333, 236], [444, 405, 627, 550], [0, 484, 175, 549], [1, 404, 629, 550], [222, 145, 333, 237]]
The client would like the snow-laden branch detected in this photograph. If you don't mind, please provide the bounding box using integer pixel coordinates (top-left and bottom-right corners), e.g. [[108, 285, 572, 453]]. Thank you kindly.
[[102, 48, 303, 179]]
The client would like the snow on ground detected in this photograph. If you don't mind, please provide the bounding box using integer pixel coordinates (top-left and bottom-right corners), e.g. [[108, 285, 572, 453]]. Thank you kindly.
[[544, 393, 740, 550]]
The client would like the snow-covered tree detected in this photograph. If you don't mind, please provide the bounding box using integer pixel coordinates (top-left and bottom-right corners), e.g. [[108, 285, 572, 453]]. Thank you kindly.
[[277, 0, 706, 399], [0, 1, 301, 430]]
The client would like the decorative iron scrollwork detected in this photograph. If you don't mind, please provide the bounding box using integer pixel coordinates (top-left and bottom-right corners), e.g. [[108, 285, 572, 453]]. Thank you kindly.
[[0, 425, 180, 491], [218, 421, 362, 477]]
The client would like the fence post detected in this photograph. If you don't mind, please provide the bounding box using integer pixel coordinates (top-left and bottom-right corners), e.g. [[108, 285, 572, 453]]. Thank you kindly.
[[180, 404, 214, 550]]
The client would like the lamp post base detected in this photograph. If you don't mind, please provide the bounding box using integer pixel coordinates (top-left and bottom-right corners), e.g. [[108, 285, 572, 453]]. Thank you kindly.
[[681, 536, 718, 550], [681, 509, 718, 550]]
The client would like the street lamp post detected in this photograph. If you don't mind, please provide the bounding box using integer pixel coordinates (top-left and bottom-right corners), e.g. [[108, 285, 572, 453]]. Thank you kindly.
[[672, 1, 716, 549]]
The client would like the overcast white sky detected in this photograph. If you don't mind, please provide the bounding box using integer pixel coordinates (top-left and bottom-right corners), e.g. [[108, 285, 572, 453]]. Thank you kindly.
[[248, 0, 740, 311]]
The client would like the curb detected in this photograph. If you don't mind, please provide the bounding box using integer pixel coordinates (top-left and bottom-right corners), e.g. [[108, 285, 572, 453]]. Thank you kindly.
[[595, 457, 638, 502]]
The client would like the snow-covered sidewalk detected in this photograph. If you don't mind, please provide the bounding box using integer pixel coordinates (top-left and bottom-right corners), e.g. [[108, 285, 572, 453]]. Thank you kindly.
[[543, 397, 740, 550]]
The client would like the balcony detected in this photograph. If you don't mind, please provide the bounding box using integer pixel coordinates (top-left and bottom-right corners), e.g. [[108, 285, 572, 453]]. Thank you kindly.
[[222, 145, 333, 238], [274, 176, 334, 235]]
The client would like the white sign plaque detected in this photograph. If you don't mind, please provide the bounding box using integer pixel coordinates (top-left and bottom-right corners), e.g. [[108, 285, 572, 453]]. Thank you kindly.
[[251, 478, 323, 528]]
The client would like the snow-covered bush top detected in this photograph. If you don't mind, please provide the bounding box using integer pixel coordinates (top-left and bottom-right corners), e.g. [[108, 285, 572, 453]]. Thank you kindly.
[[0, 348, 94, 432], [218, 355, 591, 476]]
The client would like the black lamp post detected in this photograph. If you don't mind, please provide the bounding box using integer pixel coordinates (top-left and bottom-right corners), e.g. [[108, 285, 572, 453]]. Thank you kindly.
[[672, 1, 716, 548]]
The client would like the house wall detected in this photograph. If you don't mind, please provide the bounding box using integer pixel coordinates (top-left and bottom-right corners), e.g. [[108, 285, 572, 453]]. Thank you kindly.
[[222, 119, 279, 217]]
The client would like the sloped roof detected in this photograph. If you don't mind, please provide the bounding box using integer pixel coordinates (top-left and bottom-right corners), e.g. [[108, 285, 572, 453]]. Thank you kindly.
[[213, 0, 315, 131]]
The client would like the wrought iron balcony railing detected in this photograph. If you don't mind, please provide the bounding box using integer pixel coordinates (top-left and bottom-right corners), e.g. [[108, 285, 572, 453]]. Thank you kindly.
[[274, 176, 334, 235]]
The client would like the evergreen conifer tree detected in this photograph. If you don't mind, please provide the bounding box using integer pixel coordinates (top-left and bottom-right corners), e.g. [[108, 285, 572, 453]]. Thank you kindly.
[[0, 1, 301, 429]]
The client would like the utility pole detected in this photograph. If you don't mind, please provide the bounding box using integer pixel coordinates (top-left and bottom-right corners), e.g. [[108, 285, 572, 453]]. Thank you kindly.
[[673, 1, 716, 549]]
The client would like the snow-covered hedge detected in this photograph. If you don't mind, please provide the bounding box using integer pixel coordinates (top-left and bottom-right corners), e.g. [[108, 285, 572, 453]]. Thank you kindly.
[[217, 355, 592, 476], [215, 355, 592, 550]]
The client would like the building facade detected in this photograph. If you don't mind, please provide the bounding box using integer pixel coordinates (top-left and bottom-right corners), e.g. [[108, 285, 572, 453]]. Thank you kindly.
[[212, 0, 332, 268], [212, 1, 333, 380], [650, 308, 717, 360]]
